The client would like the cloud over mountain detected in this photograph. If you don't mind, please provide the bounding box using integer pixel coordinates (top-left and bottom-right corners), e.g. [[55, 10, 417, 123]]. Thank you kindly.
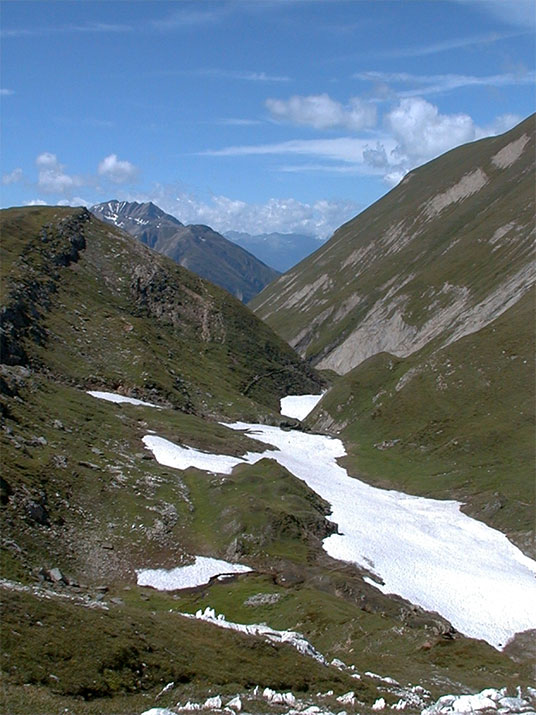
[[97, 154, 139, 184]]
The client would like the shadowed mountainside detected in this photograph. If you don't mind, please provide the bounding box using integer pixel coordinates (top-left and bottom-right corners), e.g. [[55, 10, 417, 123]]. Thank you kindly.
[[91, 200, 280, 302]]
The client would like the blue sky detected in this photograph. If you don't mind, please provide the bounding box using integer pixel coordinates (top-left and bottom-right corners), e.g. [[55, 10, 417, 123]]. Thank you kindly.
[[1, 0, 534, 237]]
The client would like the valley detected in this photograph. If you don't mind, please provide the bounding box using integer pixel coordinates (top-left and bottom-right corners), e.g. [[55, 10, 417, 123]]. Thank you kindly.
[[1, 117, 535, 715]]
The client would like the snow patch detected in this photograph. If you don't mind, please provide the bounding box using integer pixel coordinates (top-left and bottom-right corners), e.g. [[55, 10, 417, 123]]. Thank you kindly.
[[221, 421, 536, 649], [87, 391, 162, 408], [423, 687, 535, 715], [281, 393, 324, 420], [136, 556, 251, 590], [139, 396, 536, 649], [142, 435, 246, 473], [182, 606, 327, 663]]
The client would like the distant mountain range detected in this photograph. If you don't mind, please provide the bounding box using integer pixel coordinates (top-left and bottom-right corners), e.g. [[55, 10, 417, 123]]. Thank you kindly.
[[90, 200, 279, 303], [225, 230, 323, 272]]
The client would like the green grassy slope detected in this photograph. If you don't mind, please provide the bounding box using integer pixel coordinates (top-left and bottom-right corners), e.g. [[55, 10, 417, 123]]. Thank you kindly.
[[1, 206, 320, 417], [251, 115, 535, 374], [1, 206, 533, 713], [307, 288, 535, 554]]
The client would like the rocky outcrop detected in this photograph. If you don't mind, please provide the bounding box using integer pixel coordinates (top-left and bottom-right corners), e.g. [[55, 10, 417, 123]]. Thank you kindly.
[[0, 210, 89, 366]]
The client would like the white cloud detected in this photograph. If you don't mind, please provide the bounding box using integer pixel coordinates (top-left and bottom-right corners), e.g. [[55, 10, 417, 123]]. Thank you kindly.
[[0, 88, 14, 96], [204, 98, 523, 188], [98, 154, 139, 184], [372, 30, 526, 58], [454, 0, 536, 29], [128, 186, 360, 239], [266, 94, 376, 131], [36, 152, 81, 194], [58, 197, 91, 207], [202, 136, 388, 164], [25, 199, 48, 206], [2, 167, 23, 185], [386, 98, 477, 164], [205, 69, 290, 82], [151, 5, 230, 31], [218, 118, 262, 126], [354, 70, 536, 98]]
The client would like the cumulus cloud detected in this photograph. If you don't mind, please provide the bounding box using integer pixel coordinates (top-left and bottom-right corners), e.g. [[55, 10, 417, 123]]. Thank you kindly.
[[36, 152, 81, 194], [266, 94, 377, 131], [386, 98, 477, 163], [58, 197, 91, 207], [206, 98, 522, 188], [360, 99, 521, 184], [2, 167, 23, 185], [98, 154, 139, 184], [129, 186, 360, 239], [25, 199, 48, 206]]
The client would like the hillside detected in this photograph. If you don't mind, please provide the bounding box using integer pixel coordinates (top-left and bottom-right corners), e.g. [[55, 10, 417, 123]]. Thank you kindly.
[[251, 115, 535, 372], [225, 230, 322, 272], [252, 115, 535, 556], [2, 207, 532, 714], [91, 200, 279, 302]]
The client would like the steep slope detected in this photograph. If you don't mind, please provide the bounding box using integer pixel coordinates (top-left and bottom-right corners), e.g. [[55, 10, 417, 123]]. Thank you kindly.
[[2, 206, 531, 713], [225, 230, 322, 272], [251, 114, 535, 373], [251, 115, 536, 556], [91, 200, 280, 302]]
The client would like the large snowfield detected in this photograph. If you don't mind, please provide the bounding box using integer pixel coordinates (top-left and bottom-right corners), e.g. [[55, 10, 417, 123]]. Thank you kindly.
[[141, 395, 536, 650], [88, 390, 536, 649]]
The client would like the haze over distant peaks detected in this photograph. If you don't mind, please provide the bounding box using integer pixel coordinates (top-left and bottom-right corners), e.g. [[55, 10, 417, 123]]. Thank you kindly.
[[91, 200, 279, 303], [225, 230, 323, 272]]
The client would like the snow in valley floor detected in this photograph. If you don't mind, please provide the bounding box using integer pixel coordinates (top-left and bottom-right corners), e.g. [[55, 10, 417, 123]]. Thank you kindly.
[[128, 392, 536, 651], [86, 392, 536, 714]]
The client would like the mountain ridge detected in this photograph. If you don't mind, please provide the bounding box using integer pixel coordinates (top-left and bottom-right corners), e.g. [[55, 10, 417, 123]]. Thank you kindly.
[[91, 200, 279, 303], [251, 114, 535, 374]]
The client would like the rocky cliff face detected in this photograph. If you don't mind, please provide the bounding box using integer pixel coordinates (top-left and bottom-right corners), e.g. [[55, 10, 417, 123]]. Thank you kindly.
[[91, 200, 280, 303], [251, 115, 535, 374]]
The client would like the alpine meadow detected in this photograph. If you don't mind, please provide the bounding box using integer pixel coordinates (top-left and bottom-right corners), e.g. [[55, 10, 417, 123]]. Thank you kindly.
[[1, 2, 535, 715]]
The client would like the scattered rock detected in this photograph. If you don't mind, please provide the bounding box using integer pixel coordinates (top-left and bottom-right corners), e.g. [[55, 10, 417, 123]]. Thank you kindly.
[[31, 436, 48, 447], [44, 567, 66, 584], [26, 501, 50, 526], [78, 460, 100, 470], [244, 592, 281, 606], [226, 695, 242, 711], [0, 476, 13, 505], [53, 455, 68, 469], [52, 419, 64, 430]]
